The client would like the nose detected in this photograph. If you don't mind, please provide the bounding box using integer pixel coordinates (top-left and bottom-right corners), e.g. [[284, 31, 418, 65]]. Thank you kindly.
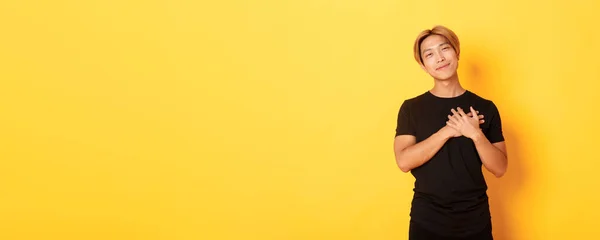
[[437, 54, 445, 63]]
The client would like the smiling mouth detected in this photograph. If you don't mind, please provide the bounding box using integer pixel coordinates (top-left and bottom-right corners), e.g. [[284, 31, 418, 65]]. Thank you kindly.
[[436, 63, 450, 70]]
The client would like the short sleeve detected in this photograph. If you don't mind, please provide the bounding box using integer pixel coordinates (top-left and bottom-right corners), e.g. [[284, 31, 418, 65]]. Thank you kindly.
[[395, 100, 416, 137], [486, 102, 505, 143]]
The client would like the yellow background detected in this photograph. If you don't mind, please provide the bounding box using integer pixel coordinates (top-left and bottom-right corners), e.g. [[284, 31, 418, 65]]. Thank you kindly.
[[1, 0, 598, 239]]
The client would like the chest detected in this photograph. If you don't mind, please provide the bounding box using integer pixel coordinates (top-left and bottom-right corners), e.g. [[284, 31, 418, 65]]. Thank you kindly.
[[411, 101, 492, 142]]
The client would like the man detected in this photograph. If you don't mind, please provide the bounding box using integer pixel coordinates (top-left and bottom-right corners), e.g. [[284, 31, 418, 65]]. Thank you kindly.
[[394, 25, 508, 240]]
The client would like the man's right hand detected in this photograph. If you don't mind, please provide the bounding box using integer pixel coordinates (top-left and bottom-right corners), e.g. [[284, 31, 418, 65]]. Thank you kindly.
[[441, 125, 462, 138], [443, 110, 485, 138]]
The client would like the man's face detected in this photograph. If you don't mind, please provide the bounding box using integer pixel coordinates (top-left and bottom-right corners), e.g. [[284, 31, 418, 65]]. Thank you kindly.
[[419, 34, 458, 80]]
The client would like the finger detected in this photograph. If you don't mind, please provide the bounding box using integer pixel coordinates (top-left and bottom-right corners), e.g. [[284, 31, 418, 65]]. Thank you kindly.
[[448, 113, 460, 120], [450, 108, 459, 116], [448, 110, 458, 121], [479, 119, 485, 124], [447, 114, 460, 125], [467, 111, 481, 117], [446, 121, 458, 129], [470, 106, 478, 119], [478, 114, 484, 119], [457, 107, 468, 118], [451, 108, 464, 120]]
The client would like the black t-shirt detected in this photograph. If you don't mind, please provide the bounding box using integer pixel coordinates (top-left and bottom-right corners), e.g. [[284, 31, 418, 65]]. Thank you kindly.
[[395, 90, 504, 237]]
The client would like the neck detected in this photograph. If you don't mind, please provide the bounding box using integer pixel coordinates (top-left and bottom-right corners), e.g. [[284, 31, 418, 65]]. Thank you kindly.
[[429, 74, 465, 98]]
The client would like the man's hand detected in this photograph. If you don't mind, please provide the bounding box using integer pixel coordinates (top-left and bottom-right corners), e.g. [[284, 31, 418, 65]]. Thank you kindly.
[[443, 109, 485, 139], [446, 106, 485, 139], [441, 125, 462, 138], [467, 110, 485, 125]]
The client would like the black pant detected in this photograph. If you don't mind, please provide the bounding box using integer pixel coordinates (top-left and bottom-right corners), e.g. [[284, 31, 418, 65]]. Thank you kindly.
[[409, 221, 493, 240]]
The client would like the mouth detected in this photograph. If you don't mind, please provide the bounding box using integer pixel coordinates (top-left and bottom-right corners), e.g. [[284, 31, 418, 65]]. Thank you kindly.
[[436, 63, 451, 71]]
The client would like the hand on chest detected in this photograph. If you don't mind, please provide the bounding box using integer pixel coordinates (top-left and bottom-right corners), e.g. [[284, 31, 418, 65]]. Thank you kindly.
[[414, 103, 491, 139]]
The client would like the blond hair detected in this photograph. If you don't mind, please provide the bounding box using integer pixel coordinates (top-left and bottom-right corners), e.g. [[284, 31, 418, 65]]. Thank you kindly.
[[413, 25, 460, 65]]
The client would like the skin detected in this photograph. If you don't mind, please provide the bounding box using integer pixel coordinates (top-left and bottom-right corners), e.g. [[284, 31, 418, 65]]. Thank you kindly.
[[394, 34, 508, 177]]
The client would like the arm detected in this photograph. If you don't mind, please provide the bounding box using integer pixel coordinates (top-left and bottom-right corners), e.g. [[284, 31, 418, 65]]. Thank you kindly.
[[394, 126, 456, 172], [447, 106, 508, 177], [472, 134, 507, 177]]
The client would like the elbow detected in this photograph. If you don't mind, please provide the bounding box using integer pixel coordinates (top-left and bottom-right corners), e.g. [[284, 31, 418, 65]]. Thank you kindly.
[[396, 159, 411, 173], [485, 156, 508, 178], [394, 150, 412, 173], [399, 166, 411, 173], [493, 166, 507, 178]]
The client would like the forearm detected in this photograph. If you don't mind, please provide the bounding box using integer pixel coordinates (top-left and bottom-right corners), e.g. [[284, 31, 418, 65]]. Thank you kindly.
[[472, 132, 507, 177], [396, 130, 450, 172]]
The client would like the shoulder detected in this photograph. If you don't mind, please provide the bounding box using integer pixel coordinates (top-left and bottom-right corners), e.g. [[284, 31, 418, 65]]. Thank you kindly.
[[396, 92, 428, 117], [467, 90, 501, 113], [400, 92, 429, 106], [467, 90, 492, 103], [467, 90, 496, 106]]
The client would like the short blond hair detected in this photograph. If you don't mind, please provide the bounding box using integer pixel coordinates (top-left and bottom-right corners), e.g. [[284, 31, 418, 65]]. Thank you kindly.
[[413, 25, 460, 65]]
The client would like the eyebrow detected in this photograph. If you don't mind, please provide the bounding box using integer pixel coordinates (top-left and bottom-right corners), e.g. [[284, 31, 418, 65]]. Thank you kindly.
[[422, 42, 450, 54]]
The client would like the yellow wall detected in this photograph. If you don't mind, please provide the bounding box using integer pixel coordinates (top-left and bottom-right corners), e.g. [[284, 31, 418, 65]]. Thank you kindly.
[[1, 0, 599, 239]]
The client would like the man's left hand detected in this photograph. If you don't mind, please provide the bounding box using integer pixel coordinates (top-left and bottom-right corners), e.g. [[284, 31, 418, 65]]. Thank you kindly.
[[446, 106, 484, 140]]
